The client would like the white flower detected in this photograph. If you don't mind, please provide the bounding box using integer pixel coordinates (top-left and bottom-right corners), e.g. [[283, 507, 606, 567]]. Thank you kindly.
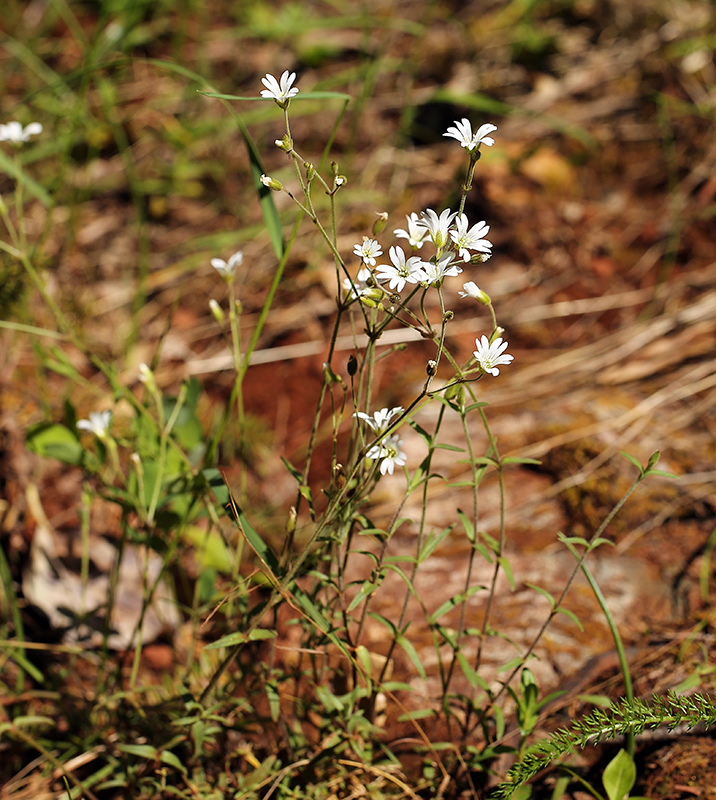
[[458, 281, 490, 304], [417, 208, 457, 250], [393, 212, 428, 250], [375, 246, 424, 293], [417, 253, 462, 285], [366, 433, 407, 475], [444, 119, 497, 150], [0, 121, 43, 143], [77, 410, 112, 439], [343, 267, 373, 298], [260, 71, 299, 103], [473, 335, 513, 376], [354, 406, 404, 434], [449, 213, 492, 262], [353, 238, 383, 266], [211, 251, 243, 278]]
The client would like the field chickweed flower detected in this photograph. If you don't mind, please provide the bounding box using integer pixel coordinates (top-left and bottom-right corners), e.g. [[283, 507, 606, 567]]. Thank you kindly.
[[444, 119, 497, 151], [459, 281, 490, 304], [343, 267, 373, 299], [450, 214, 492, 262], [376, 246, 423, 292], [394, 212, 428, 249], [354, 406, 404, 434], [367, 433, 407, 475], [77, 410, 112, 439], [473, 335, 513, 376], [260, 71, 299, 105], [418, 253, 462, 285], [211, 251, 243, 279], [0, 121, 43, 143], [418, 208, 457, 250], [353, 238, 382, 266]]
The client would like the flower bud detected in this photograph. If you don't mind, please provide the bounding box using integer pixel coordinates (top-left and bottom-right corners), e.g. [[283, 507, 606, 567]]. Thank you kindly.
[[138, 362, 157, 393], [209, 299, 225, 323], [426, 359, 438, 376], [372, 212, 389, 237], [260, 174, 283, 191], [275, 135, 293, 151]]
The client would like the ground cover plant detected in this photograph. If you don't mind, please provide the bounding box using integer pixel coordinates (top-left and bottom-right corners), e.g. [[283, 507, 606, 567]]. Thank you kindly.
[[2, 0, 716, 798]]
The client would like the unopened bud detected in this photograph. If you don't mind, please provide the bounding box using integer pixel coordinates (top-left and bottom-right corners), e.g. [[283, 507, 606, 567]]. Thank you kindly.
[[372, 212, 389, 237], [426, 359, 438, 376], [138, 363, 157, 393], [260, 174, 283, 191], [209, 299, 225, 323], [275, 135, 293, 151]]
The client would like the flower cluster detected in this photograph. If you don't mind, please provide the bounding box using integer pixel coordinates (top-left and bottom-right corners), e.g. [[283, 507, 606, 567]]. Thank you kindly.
[[257, 71, 514, 391], [0, 121, 43, 143]]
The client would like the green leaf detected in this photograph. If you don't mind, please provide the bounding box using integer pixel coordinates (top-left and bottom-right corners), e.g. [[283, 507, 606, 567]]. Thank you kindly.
[[602, 749, 636, 800], [434, 443, 465, 453], [397, 708, 436, 722], [118, 744, 158, 759], [205, 628, 277, 649], [473, 456, 498, 467], [418, 525, 453, 562], [397, 634, 426, 680], [498, 556, 515, 591], [555, 606, 584, 631], [525, 583, 556, 610], [458, 508, 475, 543], [25, 422, 83, 465], [159, 750, 187, 773], [620, 451, 645, 473], [501, 456, 541, 466]]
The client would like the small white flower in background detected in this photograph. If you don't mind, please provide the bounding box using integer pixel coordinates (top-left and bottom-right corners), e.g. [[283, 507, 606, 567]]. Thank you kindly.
[[367, 433, 407, 476], [444, 119, 497, 150], [417, 253, 462, 285], [77, 410, 112, 439], [343, 267, 373, 298], [459, 281, 490, 304], [211, 250, 243, 279], [393, 212, 428, 250], [0, 121, 43, 143], [473, 335, 514, 376], [450, 213, 492, 262], [354, 405, 404, 434], [353, 238, 383, 266], [375, 245, 423, 292], [260, 70, 299, 103], [418, 208, 457, 250]]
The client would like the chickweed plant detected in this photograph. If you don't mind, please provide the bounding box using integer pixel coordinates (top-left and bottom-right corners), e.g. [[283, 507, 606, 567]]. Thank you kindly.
[[2, 68, 711, 800]]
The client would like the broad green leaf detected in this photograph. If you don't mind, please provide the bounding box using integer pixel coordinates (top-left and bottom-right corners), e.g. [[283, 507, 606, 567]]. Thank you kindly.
[[118, 744, 158, 759], [25, 423, 83, 465], [159, 750, 186, 773], [602, 749, 636, 800]]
